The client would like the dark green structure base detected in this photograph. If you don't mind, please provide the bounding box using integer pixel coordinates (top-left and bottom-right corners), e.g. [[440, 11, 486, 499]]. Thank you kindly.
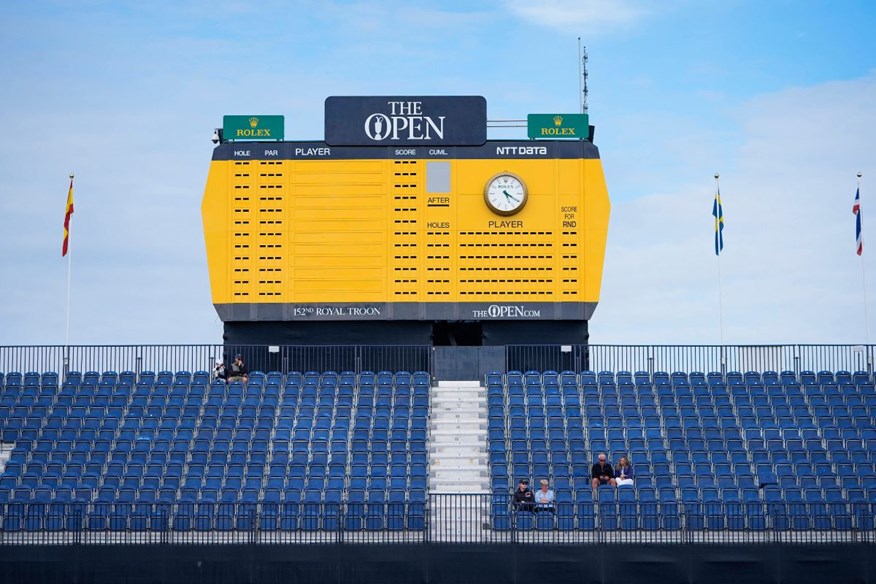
[[0, 543, 872, 584]]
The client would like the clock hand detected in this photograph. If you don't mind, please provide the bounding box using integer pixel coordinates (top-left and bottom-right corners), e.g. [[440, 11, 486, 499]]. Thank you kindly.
[[503, 190, 521, 203]]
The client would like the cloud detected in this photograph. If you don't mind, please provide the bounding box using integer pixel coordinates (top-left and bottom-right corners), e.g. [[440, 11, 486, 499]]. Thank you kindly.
[[1, 2, 874, 352], [504, 0, 649, 32], [592, 73, 876, 345]]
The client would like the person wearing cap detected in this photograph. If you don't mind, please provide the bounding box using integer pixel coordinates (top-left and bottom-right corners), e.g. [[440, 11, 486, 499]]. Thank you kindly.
[[213, 360, 227, 383], [534, 479, 555, 513], [227, 354, 248, 383], [512, 478, 535, 512], [591, 453, 617, 489]]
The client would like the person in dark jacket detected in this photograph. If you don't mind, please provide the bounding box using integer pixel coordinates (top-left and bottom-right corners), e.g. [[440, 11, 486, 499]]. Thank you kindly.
[[591, 453, 617, 489], [227, 354, 248, 383], [512, 478, 535, 511]]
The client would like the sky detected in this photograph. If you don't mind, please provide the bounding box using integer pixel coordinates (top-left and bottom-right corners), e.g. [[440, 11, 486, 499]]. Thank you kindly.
[[0, 0, 875, 347]]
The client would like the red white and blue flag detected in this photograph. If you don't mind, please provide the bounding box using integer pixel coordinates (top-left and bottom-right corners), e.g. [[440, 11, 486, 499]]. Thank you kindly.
[[853, 187, 863, 256]]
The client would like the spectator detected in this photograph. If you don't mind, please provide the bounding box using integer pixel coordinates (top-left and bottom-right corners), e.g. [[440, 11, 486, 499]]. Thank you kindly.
[[534, 479, 555, 512], [591, 453, 617, 489], [213, 360, 226, 383], [512, 478, 534, 512], [615, 456, 634, 487], [227, 354, 248, 383]]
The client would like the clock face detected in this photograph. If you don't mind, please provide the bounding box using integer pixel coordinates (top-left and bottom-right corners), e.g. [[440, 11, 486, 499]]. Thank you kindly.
[[484, 173, 528, 216]]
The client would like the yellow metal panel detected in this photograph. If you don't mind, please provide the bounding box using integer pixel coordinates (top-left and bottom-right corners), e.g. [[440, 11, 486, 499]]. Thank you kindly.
[[295, 231, 385, 244], [202, 150, 611, 308], [202, 161, 231, 304], [294, 255, 386, 268]]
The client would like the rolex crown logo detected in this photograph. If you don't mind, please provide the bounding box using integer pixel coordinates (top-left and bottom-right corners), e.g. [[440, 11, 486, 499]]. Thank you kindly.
[[249, 117, 259, 128], [553, 115, 563, 127]]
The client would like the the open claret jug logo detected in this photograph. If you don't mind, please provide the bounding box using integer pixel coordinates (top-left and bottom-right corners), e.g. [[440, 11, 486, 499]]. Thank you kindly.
[[324, 96, 487, 147], [363, 101, 445, 141]]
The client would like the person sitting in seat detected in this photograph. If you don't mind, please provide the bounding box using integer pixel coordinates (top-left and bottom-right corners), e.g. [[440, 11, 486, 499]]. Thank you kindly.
[[512, 478, 535, 512], [226, 354, 248, 383], [591, 453, 617, 489], [213, 360, 226, 383], [534, 479, 555, 513], [615, 456, 634, 487]]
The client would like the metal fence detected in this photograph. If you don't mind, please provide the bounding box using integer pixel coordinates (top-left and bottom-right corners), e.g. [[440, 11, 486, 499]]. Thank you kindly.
[[2, 343, 874, 382], [506, 344, 876, 376], [1, 498, 873, 545], [0, 345, 433, 379]]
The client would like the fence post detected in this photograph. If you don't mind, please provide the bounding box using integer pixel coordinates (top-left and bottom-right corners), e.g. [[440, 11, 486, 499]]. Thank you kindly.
[[73, 503, 83, 545], [425, 494, 432, 544], [794, 346, 801, 377], [281, 345, 289, 375], [868, 346, 874, 376], [62, 346, 70, 382]]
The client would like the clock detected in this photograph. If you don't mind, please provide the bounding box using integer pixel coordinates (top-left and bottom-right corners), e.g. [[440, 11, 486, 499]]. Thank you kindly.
[[484, 172, 528, 216]]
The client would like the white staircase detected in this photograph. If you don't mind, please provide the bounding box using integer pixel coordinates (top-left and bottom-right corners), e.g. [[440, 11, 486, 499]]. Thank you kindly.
[[429, 380, 490, 539], [0, 442, 14, 475]]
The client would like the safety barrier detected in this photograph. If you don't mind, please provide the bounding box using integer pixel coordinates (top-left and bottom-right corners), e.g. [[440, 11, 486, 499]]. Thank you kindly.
[[1, 498, 873, 545]]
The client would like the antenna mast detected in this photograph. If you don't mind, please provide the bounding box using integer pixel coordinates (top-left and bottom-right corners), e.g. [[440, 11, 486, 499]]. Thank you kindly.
[[579, 41, 589, 114]]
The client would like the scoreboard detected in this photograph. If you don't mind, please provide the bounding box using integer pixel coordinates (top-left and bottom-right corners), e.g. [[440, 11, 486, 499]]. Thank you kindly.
[[202, 98, 610, 324]]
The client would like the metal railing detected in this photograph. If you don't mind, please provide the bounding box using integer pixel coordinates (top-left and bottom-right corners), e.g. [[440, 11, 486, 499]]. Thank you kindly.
[[1, 498, 873, 545], [0, 345, 433, 379], [506, 344, 876, 377], [1, 344, 873, 380]]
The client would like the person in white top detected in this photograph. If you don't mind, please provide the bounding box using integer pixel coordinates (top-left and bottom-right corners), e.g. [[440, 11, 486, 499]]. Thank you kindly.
[[213, 361, 226, 383], [534, 479, 555, 512], [615, 456, 635, 487]]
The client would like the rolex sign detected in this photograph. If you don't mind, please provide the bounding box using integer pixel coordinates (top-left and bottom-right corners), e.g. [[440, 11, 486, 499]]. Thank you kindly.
[[223, 115, 284, 141], [324, 96, 487, 147]]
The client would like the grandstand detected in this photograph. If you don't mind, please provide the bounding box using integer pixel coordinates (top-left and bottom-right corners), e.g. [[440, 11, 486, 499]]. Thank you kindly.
[[1, 98, 873, 582], [0, 365, 431, 537], [486, 367, 876, 534], [0, 344, 874, 581]]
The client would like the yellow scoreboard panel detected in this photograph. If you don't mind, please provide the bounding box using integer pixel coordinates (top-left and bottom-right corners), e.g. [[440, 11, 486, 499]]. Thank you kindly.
[[202, 140, 610, 322]]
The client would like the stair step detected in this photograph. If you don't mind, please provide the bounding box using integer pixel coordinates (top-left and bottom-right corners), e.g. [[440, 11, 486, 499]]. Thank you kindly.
[[431, 468, 487, 478], [431, 457, 486, 467], [429, 380, 489, 505], [431, 420, 485, 430], [436, 381, 482, 388], [431, 445, 487, 456], [431, 402, 483, 411], [433, 389, 483, 397], [431, 487, 490, 495], [432, 410, 483, 417]]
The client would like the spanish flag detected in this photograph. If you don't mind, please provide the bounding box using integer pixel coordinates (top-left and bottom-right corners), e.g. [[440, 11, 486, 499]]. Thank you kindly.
[[62, 177, 74, 257]]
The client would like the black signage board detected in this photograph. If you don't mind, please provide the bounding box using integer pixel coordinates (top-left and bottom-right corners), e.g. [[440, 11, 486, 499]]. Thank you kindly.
[[324, 96, 487, 147], [212, 140, 600, 161]]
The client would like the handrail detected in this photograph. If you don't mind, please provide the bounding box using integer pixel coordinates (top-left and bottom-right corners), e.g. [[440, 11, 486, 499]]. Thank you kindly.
[[505, 344, 875, 377], [1, 344, 874, 380], [0, 345, 433, 378], [0, 499, 873, 545]]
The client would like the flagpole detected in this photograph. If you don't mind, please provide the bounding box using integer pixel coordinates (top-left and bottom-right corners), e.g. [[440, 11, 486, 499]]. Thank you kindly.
[[858, 171, 870, 345], [714, 174, 726, 349], [65, 173, 73, 347]]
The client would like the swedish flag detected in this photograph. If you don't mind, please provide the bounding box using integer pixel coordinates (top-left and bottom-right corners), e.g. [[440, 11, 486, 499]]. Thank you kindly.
[[712, 188, 724, 255]]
